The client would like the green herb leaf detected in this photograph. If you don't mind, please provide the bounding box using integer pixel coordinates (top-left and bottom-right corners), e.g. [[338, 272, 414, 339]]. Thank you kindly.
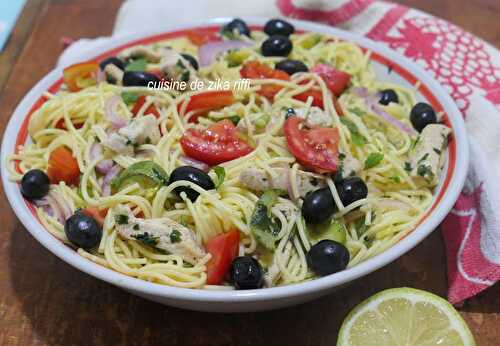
[[340, 118, 357, 133], [170, 230, 182, 243], [250, 190, 284, 250], [433, 148, 441, 155], [125, 58, 148, 72], [121, 92, 139, 105], [340, 118, 366, 147], [213, 166, 226, 189], [228, 115, 240, 125], [364, 153, 384, 169], [351, 132, 367, 147]]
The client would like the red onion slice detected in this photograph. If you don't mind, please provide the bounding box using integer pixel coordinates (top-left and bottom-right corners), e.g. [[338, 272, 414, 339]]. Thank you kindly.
[[199, 40, 252, 67], [105, 95, 127, 129], [90, 143, 114, 174], [102, 165, 122, 196], [179, 155, 210, 172], [353, 88, 415, 134]]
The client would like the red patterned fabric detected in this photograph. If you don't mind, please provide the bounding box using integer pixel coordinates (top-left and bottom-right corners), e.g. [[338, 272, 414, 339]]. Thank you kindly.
[[277, 0, 500, 304]]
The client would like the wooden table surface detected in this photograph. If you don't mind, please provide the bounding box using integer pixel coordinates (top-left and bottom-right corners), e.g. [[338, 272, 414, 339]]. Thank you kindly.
[[0, 1, 499, 345]]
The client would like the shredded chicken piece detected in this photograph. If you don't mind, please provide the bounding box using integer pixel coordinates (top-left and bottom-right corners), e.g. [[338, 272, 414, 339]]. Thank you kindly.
[[295, 106, 333, 128], [113, 206, 206, 263], [239, 168, 326, 197], [410, 124, 451, 186], [104, 64, 124, 85], [102, 115, 160, 154], [340, 152, 362, 178]]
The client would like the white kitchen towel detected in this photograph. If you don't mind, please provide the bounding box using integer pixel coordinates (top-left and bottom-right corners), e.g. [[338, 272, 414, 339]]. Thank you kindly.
[[58, 0, 500, 304]]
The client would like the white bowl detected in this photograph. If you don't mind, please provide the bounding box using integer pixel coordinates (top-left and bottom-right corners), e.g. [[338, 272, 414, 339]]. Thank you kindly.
[[0, 17, 468, 312]]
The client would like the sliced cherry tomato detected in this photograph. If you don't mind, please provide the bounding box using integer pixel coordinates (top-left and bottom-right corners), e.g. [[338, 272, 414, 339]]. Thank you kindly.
[[205, 229, 240, 285], [293, 89, 325, 108], [240, 61, 290, 100], [180, 119, 253, 165], [55, 118, 85, 130], [82, 207, 108, 226], [284, 116, 340, 173], [131, 95, 160, 118], [63, 62, 99, 92], [293, 88, 344, 115], [187, 29, 220, 46], [180, 90, 235, 123], [47, 147, 80, 185], [312, 64, 351, 96]]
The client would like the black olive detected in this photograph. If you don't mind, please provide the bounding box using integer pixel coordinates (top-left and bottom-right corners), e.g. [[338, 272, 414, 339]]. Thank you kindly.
[[168, 166, 215, 202], [285, 107, 296, 119], [261, 35, 293, 57], [379, 89, 399, 106], [230, 256, 264, 289], [222, 18, 251, 37], [122, 71, 160, 87], [99, 56, 125, 71], [21, 169, 50, 200], [307, 240, 349, 276], [181, 53, 199, 71], [410, 102, 437, 132], [302, 188, 337, 224], [275, 59, 308, 75], [264, 19, 295, 36], [65, 211, 102, 250], [336, 177, 368, 207]]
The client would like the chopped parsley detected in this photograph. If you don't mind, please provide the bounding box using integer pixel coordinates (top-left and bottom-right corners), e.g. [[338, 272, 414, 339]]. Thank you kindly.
[[338, 153, 346, 160], [115, 214, 129, 225], [212, 166, 226, 189], [340, 118, 366, 147], [364, 153, 384, 169], [180, 70, 190, 82], [417, 164, 434, 180], [133, 224, 140, 230], [227, 115, 240, 125], [433, 148, 442, 155], [351, 132, 367, 147], [404, 162, 412, 172], [132, 232, 158, 247], [418, 153, 429, 163], [334, 163, 344, 183], [176, 59, 186, 69], [170, 230, 182, 243], [144, 137, 151, 144]]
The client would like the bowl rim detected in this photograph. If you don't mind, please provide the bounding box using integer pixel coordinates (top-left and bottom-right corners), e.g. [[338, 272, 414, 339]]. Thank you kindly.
[[1, 16, 468, 303]]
